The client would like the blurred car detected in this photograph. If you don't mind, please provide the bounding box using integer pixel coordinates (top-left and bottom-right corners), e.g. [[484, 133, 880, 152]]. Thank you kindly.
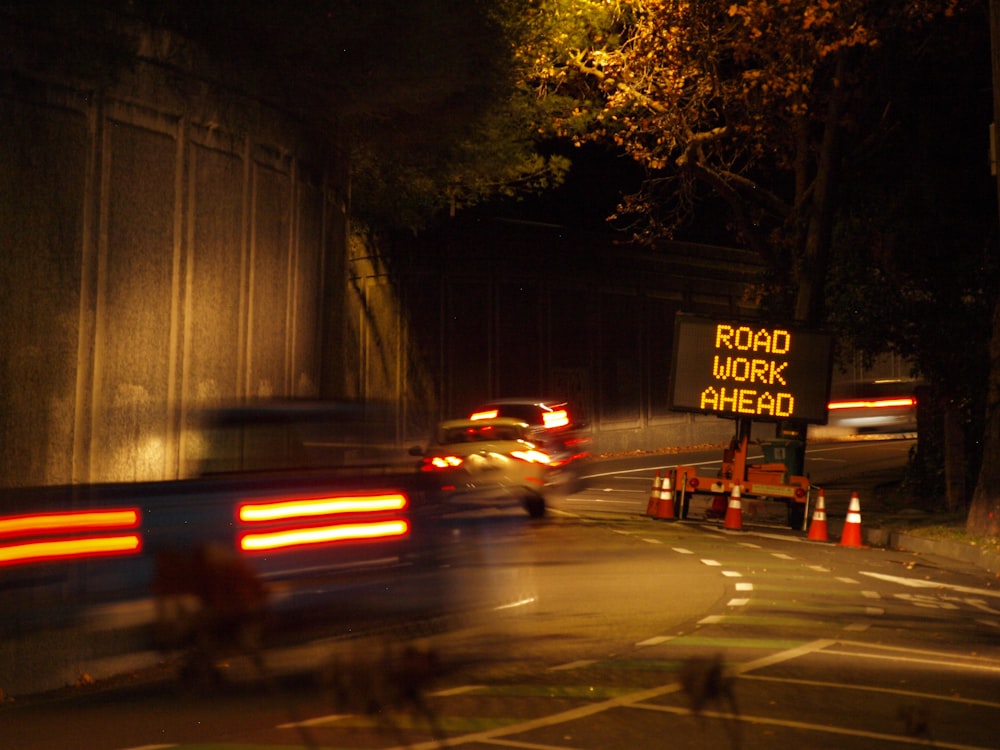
[[469, 398, 592, 490], [813, 380, 920, 439], [414, 417, 552, 517]]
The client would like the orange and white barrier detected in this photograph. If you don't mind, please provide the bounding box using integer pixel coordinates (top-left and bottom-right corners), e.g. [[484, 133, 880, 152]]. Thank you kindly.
[[646, 472, 662, 517], [723, 485, 743, 531], [807, 489, 828, 542], [655, 475, 676, 520], [839, 492, 864, 548]]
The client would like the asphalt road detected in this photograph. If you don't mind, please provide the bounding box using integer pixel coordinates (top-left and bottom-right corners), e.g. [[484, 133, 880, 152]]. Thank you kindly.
[[3, 438, 999, 750]]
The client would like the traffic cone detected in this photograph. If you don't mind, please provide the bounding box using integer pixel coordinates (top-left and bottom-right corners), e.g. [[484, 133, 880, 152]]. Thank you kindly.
[[723, 484, 743, 530], [646, 472, 662, 517], [839, 492, 864, 548], [807, 489, 828, 542], [655, 475, 676, 520]]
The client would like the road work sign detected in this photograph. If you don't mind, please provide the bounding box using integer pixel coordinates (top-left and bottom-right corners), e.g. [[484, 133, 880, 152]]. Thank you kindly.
[[668, 315, 833, 424]]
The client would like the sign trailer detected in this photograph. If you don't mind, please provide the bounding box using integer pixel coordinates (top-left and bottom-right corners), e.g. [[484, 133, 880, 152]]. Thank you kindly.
[[667, 315, 834, 528]]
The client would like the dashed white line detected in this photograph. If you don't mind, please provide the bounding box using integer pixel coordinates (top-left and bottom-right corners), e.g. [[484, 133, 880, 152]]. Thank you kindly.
[[701, 559, 722, 566], [721, 570, 743, 578], [727, 598, 750, 607], [735, 582, 754, 591], [836, 577, 858, 584], [672, 547, 694, 554], [636, 635, 674, 647]]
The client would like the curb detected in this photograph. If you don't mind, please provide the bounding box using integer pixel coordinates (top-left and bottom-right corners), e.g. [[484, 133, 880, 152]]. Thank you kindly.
[[866, 527, 1000, 574]]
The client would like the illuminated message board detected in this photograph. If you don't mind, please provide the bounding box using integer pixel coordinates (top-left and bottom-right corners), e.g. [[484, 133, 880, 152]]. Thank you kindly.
[[668, 315, 833, 424]]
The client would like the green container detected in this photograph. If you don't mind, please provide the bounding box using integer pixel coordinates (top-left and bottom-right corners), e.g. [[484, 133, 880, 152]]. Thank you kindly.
[[760, 438, 803, 471]]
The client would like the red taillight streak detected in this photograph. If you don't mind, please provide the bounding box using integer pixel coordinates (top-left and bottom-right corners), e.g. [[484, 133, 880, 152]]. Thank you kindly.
[[827, 397, 916, 410], [0, 534, 142, 566], [238, 493, 407, 523], [0, 508, 140, 538], [0, 507, 143, 566], [239, 519, 409, 552]]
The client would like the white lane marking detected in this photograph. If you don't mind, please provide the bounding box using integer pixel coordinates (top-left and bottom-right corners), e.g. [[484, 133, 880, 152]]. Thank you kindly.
[[701, 559, 721, 566], [959, 598, 1000, 615], [735, 582, 754, 591], [278, 714, 352, 729], [631, 703, 994, 749], [636, 635, 674, 647], [832, 639, 1000, 672], [495, 597, 536, 610], [698, 615, 724, 624], [844, 622, 870, 631], [727, 598, 750, 607], [836, 577, 858, 584], [672, 547, 694, 554], [721, 570, 743, 577], [809, 565, 830, 572], [742, 673, 1000, 708], [861, 590, 881, 599], [861, 571, 1000, 599], [771, 552, 794, 560], [642, 538, 663, 544], [550, 660, 597, 671]]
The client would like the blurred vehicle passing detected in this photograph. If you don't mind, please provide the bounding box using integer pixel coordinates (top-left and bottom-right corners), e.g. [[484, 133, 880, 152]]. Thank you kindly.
[[0, 399, 454, 693], [469, 398, 591, 491], [183, 398, 410, 476], [812, 379, 920, 439], [414, 417, 552, 517]]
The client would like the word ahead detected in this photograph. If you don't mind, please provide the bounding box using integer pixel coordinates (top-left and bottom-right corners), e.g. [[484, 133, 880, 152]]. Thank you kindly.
[[669, 317, 833, 424]]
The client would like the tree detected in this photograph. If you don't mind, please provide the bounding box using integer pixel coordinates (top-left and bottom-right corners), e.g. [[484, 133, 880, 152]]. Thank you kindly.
[[967, 0, 1000, 538], [525, 0, 966, 325]]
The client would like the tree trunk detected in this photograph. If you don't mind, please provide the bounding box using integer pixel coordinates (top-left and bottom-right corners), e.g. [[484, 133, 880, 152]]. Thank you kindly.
[[967, 0, 1000, 538], [794, 54, 844, 327], [967, 288, 1000, 536]]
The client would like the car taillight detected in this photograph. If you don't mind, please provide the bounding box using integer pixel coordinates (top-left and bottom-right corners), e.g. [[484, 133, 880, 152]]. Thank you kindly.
[[0, 508, 142, 567], [420, 455, 464, 471], [542, 410, 569, 429], [237, 492, 410, 553], [510, 449, 551, 464]]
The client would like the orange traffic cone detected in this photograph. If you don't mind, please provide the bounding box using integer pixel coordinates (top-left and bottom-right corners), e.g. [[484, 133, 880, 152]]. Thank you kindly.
[[723, 484, 743, 530], [807, 489, 828, 542], [646, 472, 662, 517], [655, 475, 676, 520], [839, 492, 864, 548]]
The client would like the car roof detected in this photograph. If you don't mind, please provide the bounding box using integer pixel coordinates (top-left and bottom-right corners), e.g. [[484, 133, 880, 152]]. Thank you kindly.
[[473, 398, 568, 407], [438, 417, 529, 430]]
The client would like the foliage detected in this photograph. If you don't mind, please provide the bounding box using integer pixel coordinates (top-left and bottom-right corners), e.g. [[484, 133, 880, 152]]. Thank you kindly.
[[523, 0, 969, 323]]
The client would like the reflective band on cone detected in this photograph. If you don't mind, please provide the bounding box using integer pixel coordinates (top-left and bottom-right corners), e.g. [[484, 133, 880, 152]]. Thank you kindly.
[[646, 472, 662, 517], [807, 489, 829, 542], [655, 476, 676, 520], [839, 491, 864, 548], [723, 485, 743, 531]]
